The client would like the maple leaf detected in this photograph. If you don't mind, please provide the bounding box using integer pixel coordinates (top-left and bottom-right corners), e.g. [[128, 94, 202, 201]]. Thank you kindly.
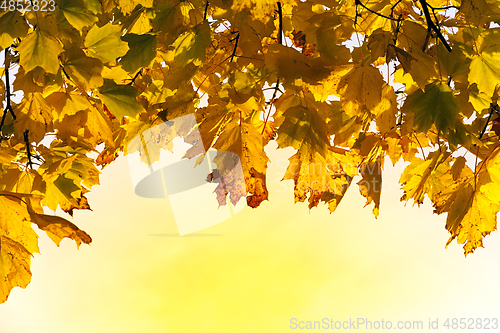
[[213, 122, 270, 208], [58, 0, 98, 31], [0, 12, 29, 49], [275, 102, 356, 210], [14, 93, 54, 143], [402, 82, 461, 135], [433, 147, 500, 255], [469, 29, 500, 96], [336, 63, 386, 117], [61, 46, 104, 90], [26, 202, 92, 249], [0, 193, 39, 254], [285, 146, 354, 210], [84, 23, 130, 63], [173, 22, 211, 67], [358, 159, 382, 218], [17, 30, 63, 74], [98, 79, 146, 118], [0, 235, 32, 304], [400, 150, 451, 205], [0, 192, 43, 303], [120, 33, 157, 73]]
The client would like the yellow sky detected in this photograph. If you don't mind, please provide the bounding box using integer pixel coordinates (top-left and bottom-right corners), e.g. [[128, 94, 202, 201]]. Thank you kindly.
[[0, 142, 499, 333]]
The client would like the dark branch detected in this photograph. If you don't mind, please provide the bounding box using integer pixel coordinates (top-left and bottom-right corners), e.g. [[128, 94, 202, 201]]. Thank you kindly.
[[355, 0, 400, 21], [127, 69, 143, 86], [419, 0, 452, 52], [390, 0, 404, 15], [277, 2, 284, 45], [203, 0, 209, 20], [0, 48, 15, 135], [230, 33, 240, 62], [60, 64, 71, 80], [23, 130, 33, 169], [426, 3, 459, 11], [478, 103, 500, 140]]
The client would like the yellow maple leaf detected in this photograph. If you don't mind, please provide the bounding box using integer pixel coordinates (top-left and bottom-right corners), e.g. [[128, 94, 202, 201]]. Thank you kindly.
[[17, 30, 62, 74], [27, 203, 92, 249], [0, 235, 32, 304], [14, 93, 54, 143], [433, 145, 500, 256], [336, 63, 385, 117], [213, 122, 270, 208], [357, 158, 382, 218]]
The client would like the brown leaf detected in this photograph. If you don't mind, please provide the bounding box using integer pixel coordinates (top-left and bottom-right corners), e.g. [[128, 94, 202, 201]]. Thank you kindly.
[[27, 204, 92, 248]]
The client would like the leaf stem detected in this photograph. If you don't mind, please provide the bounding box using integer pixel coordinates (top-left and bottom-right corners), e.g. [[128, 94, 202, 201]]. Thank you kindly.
[[412, 132, 426, 160], [261, 78, 280, 135]]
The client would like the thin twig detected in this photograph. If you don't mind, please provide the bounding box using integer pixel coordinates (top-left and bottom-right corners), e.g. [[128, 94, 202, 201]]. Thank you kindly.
[[479, 103, 496, 140], [390, 0, 404, 16], [0, 48, 16, 135], [261, 78, 280, 135], [277, 2, 283, 45], [127, 69, 143, 86], [426, 4, 459, 11], [447, 76, 452, 86], [355, 0, 400, 21], [418, 0, 452, 52], [23, 130, 33, 169], [412, 132, 426, 160], [203, 0, 209, 20], [230, 33, 240, 62]]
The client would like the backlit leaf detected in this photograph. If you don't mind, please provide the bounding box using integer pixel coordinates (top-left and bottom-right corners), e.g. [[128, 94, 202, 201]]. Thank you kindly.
[[98, 79, 145, 118], [0, 12, 29, 49], [120, 33, 157, 72], [58, 0, 98, 31], [402, 82, 461, 134], [17, 30, 63, 74], [358, 159, 382, 218], [173, 22, 210, 67], [27, 203, 92, 248], [84, 23, 129, 63]]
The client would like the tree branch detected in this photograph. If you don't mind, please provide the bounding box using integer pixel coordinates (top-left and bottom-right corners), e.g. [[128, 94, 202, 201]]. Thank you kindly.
[[419, 0, 452, 52], [23, 130, 33, 169], [479, 103, 497, 140], [0, 48, 16, 135], [203, 0, 209, 20], [127, 69, 143, 86], [230, 33, 240, 62], [355, 0, 400, 21], [277, 2, 283, 45]]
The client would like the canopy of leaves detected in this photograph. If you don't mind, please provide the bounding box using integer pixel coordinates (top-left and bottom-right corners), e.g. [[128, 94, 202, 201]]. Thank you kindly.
[[1, 0, 500, 303]]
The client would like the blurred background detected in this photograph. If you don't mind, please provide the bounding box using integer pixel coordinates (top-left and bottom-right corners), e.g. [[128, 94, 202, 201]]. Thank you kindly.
[[0, 142, 499, 333]]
